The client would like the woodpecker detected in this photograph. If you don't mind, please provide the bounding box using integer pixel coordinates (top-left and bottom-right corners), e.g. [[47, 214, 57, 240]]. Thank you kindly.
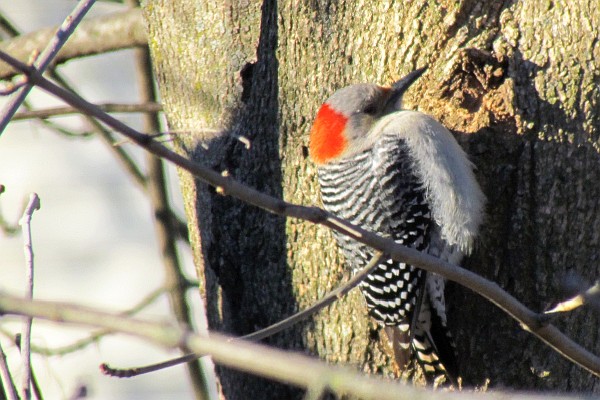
[[309, 67, 485, 385]]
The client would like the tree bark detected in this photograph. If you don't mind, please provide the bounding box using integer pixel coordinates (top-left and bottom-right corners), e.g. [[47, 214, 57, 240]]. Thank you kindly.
[[143, 0, 600, 397]]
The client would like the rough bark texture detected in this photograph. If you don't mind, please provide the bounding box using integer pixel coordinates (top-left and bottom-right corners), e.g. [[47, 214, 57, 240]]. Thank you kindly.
[[442, 1, 600, 392], [143, 0, 600, 397]]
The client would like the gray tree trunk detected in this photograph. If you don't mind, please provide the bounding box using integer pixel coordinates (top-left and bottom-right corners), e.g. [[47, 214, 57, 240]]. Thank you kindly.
[[143, 0, 600, 397]]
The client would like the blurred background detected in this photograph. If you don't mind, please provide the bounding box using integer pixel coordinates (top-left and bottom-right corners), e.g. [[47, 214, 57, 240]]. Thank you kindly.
[[0, 1, 200, 398]]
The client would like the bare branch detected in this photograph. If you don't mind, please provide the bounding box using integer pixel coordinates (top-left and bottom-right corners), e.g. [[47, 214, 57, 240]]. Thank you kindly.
[[37, 118, 95, 138], [99, 252, 385, 377], [101, 354, 199, 378], [546, 281, 600, 314], [0, 0, 97, 135], [0, 282, 197, 357], [29, 365, 43, 400], [0, 293, 586, 400], [0, 11, 20, 37], [13, 102, 162, 120], [27, 285, 166, 356], [51, 71, 149, 186], [36, 68, 188, 243], [1, 51, 599, 377], [1, 14, 188, 243], [243, 251, 385, 341], [18, 193, 40, 400], [0, 340, 19, 400], [0, 8, 146, 80]]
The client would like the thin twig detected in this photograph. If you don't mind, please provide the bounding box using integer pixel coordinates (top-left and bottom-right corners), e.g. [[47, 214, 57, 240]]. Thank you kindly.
[[30, 366, 43, 400], [1, 51, 599, 377], [0, 16, 96, 141], [0, 0, 97, 134], [0, 293, 585, 400], [101, 252, 385, 377], [0, 188, 49, 237], [3, 16, 187, 240], [0, 9, 146, 80], [0, 12, 186, 241], [49, 71, 148, 185], [0, 5, 146, 185], [101, 354, 200, 378], [18, 193, 41, 400], [13, 102, 163, 120], [13, 334, 44, 400], [0, 11, 20, 37], [40, 117, 95, 138], [546, 281, 600, 314], [0, 340, 19, 400], [42, 71, 188, 243], [243, 251, 385, 341]]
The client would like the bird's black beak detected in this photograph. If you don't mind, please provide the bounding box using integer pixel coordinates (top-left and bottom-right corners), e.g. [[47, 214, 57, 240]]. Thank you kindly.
[[385, 66, 427, 111]]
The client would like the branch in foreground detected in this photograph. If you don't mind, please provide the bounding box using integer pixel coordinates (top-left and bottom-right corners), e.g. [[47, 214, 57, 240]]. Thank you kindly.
[[0, 50, 599, 378], [0, 292, 586, 400], [12, 285, 168, 357], [0, 281, 197, 357], [101, 252, 385, 377]]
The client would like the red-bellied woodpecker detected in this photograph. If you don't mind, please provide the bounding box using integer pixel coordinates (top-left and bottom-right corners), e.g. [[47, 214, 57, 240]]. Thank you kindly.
[[309, 67, 485, 385]]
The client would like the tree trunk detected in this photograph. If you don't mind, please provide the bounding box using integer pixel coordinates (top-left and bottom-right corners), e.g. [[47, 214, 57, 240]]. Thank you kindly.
[[143, 0, 600, 397]]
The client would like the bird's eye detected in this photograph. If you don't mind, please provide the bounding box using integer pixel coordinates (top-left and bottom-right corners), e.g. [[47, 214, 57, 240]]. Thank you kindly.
[[363, 104, 377, 115]]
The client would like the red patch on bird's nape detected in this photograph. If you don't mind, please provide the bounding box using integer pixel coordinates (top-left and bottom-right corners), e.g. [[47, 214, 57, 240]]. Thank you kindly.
[[309, 103, 348, 165]]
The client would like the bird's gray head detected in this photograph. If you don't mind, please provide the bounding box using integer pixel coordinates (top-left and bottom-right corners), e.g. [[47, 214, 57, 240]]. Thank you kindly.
[[309, 67, 427, 165]]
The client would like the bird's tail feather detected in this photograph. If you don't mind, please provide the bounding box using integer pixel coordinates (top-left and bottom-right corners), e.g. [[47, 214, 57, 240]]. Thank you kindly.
[[412, 327, 458, 386], [383, 325, 411, 372], [382, 306, 458, 386]]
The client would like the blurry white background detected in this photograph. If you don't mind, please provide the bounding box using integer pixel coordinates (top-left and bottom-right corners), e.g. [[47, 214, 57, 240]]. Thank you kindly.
[[0, 1, 199, 398]]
